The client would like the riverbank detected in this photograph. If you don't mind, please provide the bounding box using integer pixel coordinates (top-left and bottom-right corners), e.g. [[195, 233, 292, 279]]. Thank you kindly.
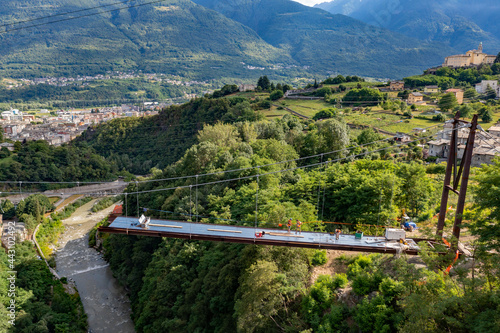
[[55, 199, 135, 333]]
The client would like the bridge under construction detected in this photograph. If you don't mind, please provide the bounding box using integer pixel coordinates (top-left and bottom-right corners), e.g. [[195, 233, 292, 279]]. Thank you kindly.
[[100, 215, 421, 255]]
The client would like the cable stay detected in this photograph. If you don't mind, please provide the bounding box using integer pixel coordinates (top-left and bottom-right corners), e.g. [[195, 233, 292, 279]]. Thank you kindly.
[[0, 121, 448, 187], [1, 123, 469, 201]]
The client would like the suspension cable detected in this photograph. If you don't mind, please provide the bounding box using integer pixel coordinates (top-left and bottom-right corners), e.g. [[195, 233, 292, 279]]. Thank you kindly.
[[316, 153, 324, 220]]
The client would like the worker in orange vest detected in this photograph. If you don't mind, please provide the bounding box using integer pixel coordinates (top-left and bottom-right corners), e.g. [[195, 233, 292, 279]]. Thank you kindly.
[[335, 229, 341, 240], [287, 218, 292, 232], [296, 219, 302, 234]]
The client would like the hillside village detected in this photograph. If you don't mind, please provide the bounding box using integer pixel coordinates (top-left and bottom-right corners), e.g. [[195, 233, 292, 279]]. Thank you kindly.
[[0, 105, 160, 145]]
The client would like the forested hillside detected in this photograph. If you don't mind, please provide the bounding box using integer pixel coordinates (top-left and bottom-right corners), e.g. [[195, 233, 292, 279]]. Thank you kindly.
[[78, 91, 263, 174], [0, 0, 288, 79], [315, 0, 500, 53], [0, 140, 118, 189], [0, 242, 87, 332], [192, 0, 452, 78], [101, 116, 500, 332], [1, 0, 452, 79]]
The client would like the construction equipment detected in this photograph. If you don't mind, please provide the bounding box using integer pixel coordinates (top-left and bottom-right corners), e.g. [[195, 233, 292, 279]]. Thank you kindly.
[[385, 228, 406, 240], [400, 211, 418, 232]]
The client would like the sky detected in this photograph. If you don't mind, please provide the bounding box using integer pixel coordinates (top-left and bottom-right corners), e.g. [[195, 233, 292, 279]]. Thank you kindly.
[[293, 0, 325, 6]]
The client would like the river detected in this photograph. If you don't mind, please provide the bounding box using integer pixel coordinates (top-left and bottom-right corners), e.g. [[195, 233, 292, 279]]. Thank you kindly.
[[55, 199, 135, 333]]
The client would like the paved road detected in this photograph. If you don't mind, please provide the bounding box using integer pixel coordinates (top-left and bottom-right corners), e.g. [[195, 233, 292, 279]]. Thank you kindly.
[[3, 180, 128, 204]]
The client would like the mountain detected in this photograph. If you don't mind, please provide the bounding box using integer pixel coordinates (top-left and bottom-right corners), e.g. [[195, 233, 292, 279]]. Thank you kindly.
[[315, 0, 500, 54], [191, 0, 454, 78], [0, 0, 289, 79], [0, 0, 454, 80]]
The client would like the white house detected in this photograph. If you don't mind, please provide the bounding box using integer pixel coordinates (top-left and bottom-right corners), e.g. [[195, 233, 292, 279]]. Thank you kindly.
[[475, 80, 498, 94]]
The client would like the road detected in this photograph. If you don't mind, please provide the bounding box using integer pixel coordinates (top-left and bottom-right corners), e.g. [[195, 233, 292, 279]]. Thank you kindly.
[[4, 180, 128, 204]]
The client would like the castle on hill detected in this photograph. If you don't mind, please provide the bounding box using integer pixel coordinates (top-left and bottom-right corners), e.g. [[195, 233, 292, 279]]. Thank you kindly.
[[443, 43, 496, 68]]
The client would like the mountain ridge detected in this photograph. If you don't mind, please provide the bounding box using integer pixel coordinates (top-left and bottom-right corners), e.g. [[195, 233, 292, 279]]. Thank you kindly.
[[192, 0, 455, 78], [314, 0, 500, 54], [0, 0, 456, 79]]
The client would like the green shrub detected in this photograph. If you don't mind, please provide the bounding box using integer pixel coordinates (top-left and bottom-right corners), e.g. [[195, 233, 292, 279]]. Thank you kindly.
[[270, 89, 284, 101], [311, 250, 328, 266], [332, 273, 348, 289]]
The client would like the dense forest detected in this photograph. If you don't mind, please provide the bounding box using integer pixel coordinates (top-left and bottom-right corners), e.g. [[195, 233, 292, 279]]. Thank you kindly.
[[0, 242, 87, 332], [78, 93, 265, 174], [100, 103, 498, 331], [0, 140, 119, 191], [0, 79, 212, 107], [100, 115, 500, 332], [1, 83, 499, 332]]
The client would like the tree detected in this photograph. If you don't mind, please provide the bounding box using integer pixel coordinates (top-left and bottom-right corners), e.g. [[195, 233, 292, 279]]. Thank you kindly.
[[269, 89, 284, 101], [471, 157, 500, 250], [0, 147, 10, 159], [16, 194, 53, 218], [481, 109, 493, 123], [257, 76, 270, 91], [342, 88, 383, 106], [0, 128, 3, 143], [357, 128, 382, 145], [314, 87, 332, 97], [492, 63, 500, 75], [432, 113, 446, 122], [0, 199, 16, 219], [495, 51, 500, 63], [438, 93, 458, 112], [14, 141, 22, 152], [324, 75, 346, 84], [234, 260, 282, 332], [459, 104, 473, 118], [464, 88, 478, 99], [317, 119, 350, 156], [398, 90, 410, 100], [313, 108, 338, 121], [484, 85, 497, 100], [396, 163, 435, 217]]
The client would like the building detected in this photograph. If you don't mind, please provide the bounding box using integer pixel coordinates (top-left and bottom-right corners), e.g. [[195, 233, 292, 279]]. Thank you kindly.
[[428, 139, 449, 157], [408, 92, 424, 104], [389, 81, 405, 91], [488, 124, 500, 138], [475, 80, 498, 94], [427, 122, 500, 166], [0, 142, 14, 151], [424, 85, 439, 94], [239, 84, 256, 92], [394, 132, 412, 143], [445, 89, 464, 104], [443, 43, 496, 68], [1, 221, 28, 249]]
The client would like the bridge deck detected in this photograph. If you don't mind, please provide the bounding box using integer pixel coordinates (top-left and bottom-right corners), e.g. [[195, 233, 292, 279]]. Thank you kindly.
[[100, 216, 421, 255]]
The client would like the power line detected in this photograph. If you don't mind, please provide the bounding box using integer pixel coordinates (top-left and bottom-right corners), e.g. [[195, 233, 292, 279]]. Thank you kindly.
[[0, 122, 444, 186], [2, 123, 467, 197], [0, 0, 169, 35], [0, 0, 136, 29]]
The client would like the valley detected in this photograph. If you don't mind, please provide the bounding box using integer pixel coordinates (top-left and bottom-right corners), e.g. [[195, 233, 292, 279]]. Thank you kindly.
[[0, 1, 500, 332]]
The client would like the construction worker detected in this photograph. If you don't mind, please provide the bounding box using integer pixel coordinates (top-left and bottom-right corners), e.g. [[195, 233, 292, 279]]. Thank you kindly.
[[296, 219, 302, 234], [335, 229, 341, 240], [287, 218, 292, 233]]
